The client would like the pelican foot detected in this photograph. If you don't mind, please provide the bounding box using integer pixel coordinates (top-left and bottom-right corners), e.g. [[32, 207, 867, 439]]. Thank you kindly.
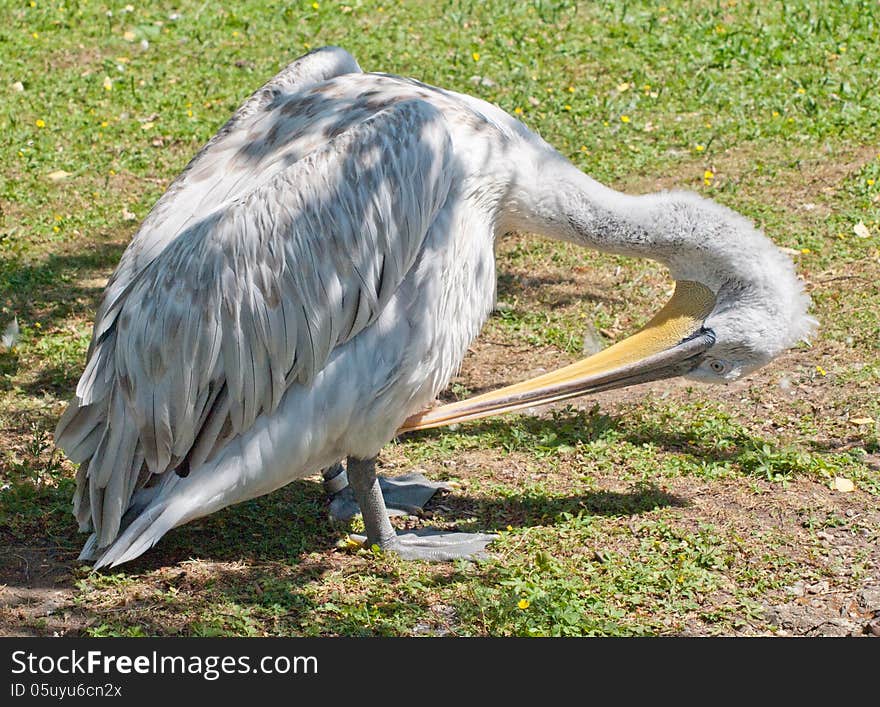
[[326, 468, 451, 521], [350, 528, 498, 561]]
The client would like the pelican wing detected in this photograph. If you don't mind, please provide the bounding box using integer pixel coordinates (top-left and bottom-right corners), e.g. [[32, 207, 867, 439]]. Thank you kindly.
[[89, 46, 363, 352], [56, 99, 453, 548]]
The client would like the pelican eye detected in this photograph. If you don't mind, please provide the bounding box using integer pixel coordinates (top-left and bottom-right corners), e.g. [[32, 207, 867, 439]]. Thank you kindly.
[[708, 360, 728, 374]]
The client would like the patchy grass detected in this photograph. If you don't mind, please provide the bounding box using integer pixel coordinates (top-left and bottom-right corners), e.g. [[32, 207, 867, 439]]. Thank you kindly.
[[1, 0, 879, 637]]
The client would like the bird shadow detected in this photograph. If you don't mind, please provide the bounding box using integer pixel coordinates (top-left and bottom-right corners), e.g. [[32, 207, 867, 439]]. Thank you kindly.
[[42, 477, 685, 636], [403, 405, 765, 469], [434, 482, 687, 532], [495, 271, 624, 308]]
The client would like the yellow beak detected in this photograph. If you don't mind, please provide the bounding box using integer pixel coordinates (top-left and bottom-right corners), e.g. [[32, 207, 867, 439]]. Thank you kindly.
[[398, 280, 717, 433]]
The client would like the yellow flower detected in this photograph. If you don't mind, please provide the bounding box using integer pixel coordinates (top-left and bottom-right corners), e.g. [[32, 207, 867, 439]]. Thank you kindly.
[[472, 51, 480, 62], [32, 32, 39, 39], [867, 179, 875, 186], [772, 111, 780, 118], [563, 104, 572, 111], [506, 525, 513, 531], [232, 30, 239, 37], [35, 119, 46, 128], [695, 144, 705, 152], [703, 169, 714, 185], [102, 76, 112, 91], [312, 1, 319, 7], [620, 114, 630, 123], [53, 226, 60, 233], [187, 110, 193, 117], [800, 248, 811, 254], [816, 365, 827, 376], [513, 107, 523, 115], [517, 599, 530, 610], [567, 86, 575, 93], [797, 87, 806, 94]]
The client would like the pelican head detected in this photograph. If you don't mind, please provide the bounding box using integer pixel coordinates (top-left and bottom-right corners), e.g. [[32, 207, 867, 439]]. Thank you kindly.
[[659, 191, 817, 384], [400, 190, 816, 433], [687, 281, 815, 384]]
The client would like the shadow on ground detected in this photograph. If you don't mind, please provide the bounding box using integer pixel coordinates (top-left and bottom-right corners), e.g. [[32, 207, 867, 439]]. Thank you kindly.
[[496, 270, 625, 308], [0, 452, 686, 635], [0, 243, 126, 395], [406, 405, 816, 467]]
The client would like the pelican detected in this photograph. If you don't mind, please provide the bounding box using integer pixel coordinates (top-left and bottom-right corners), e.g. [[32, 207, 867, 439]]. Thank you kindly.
[[55, 47, 815, 568]]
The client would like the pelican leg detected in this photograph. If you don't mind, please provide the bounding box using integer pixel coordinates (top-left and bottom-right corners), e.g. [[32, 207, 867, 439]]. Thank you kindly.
[[346, 456, 397, 550], [322, 460, 450, 521], [346, 456, 497, 561]]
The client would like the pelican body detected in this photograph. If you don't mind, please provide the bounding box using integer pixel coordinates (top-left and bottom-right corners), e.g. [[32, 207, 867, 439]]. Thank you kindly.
[[56, 47, 814, 567]]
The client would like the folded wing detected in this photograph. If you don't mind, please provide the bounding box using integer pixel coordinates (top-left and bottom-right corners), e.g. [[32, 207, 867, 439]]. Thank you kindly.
[[56, 97, 453, 549]]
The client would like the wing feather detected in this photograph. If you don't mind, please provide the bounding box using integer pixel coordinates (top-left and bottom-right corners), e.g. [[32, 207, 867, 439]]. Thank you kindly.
[[82, 46, 363, 372], [57, 97, 453, 547]]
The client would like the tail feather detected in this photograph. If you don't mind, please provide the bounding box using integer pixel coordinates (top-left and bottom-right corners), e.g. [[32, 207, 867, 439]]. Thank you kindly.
[[72, 458, 92, 530], [78, 532, 100, 562], [92, 500, 176, 569], [55, 400, 104, 464], [58, 387, 154, 546]]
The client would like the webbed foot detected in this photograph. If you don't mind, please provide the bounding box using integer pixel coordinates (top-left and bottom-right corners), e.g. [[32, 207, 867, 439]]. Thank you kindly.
[[350, 529, 497, 561]]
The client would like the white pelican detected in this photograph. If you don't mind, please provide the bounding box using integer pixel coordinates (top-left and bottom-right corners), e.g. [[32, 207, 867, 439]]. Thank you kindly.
[[55, 47, 815, 568]]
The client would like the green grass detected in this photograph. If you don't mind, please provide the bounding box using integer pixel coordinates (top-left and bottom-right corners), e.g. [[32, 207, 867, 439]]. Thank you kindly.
[[1, 0, 879, 637]]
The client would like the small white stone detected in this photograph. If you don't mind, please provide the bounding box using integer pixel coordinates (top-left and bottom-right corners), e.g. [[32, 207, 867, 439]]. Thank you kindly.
[[832, 477, 855, 493]]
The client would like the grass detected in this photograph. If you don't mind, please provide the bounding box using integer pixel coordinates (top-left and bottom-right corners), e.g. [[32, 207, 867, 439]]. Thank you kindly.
[[1, 0, 879, 637]]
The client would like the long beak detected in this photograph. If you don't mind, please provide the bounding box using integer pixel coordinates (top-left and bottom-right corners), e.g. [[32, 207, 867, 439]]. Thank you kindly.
[[398, 280, 717, 433]]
